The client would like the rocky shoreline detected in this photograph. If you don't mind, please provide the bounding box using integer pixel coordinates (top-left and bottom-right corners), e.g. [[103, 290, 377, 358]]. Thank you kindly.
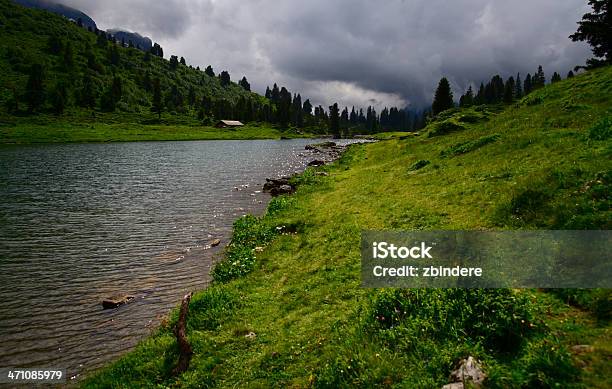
[[262, 141, 349, 196], [100, 140, 353, 309]]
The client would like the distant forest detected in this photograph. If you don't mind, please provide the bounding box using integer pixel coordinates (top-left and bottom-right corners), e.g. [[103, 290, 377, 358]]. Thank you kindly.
[[0, 0, 423, 136]]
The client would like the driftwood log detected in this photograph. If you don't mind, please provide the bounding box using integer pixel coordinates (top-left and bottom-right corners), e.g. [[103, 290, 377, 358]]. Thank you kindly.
[[172, 292, 193, 376]]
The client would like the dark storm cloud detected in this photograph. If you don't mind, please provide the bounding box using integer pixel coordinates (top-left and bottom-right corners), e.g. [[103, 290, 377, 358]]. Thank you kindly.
[[60, 0, 592, 109]]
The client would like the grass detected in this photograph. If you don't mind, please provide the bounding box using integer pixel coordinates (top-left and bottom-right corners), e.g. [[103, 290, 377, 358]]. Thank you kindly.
[[0, 120, 310, 143], [83, 67, 612, 388]]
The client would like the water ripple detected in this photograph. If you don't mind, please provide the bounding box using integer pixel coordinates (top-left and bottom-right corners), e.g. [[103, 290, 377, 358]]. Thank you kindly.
[[0, 139, 358, 381]]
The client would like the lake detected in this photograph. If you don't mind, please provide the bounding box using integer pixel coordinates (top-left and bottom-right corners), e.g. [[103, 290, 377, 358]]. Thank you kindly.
[[0, 138, 345, 382]]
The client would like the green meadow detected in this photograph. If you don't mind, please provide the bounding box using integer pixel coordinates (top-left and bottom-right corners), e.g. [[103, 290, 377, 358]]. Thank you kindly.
[[0, 118, 308, 144], [83, 66, 611, 388]]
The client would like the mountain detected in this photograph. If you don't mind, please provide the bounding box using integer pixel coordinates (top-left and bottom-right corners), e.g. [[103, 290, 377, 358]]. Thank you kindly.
[[107, 29, 152, 51], [12, 0, 96, 30]]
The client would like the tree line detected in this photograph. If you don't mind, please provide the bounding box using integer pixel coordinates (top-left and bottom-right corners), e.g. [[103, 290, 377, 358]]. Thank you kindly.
[[5, 25, 262, 119], [431, 0, 611, 117], [431, 65, 573, 116]]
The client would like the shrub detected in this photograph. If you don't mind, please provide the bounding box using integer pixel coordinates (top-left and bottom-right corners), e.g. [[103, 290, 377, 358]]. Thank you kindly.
[[458, 112, 487, 123], [266, 195, 294, 216], [428, 120, 466, 137], [588, 116, 612, 140], [408, 159, 430, 171], [508, 189, 551, 224], [441, 134, 501, 157], [548, 289, 611, 322], [522, 95, 543, 106], [511, 339, 577, 388], [211, 215, 277, 283], [367, 289, 536, 353]]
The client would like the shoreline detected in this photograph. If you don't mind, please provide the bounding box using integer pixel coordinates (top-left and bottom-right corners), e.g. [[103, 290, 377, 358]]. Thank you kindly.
[[77, 140, 354, 384], [0, 122, 319, 145]]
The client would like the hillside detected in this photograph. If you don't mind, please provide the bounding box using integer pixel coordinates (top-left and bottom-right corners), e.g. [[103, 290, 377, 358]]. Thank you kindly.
[[0, 0, 301, 142], [84, 65, 611, 387]]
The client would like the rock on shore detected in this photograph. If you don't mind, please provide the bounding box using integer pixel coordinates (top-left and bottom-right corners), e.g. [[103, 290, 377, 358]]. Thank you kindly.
[[262, 141, 350, 196], [102, 295, 135, 309]]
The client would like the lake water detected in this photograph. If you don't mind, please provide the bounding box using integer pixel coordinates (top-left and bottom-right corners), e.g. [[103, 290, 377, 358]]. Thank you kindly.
[[0, 138, 343, 382]]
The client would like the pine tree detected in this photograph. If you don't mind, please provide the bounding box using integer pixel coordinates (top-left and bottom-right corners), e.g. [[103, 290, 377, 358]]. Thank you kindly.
[[188, 86, 196, 107], [271, 84, 280, 103], [142, 71, 152, 92], [47, 35, 63, 55], [152, 78, 164, 120], [302, 99, 312, 115], [491, 75, 505, 102], [329, 103, 340, 138], [340, 106, 349, 135], [150, 43, 163, 57], [524, 73, 533, 95], [503, 77, 515, 103], [80, 73, 96, 108], [475, 83, 485, 105], [459, 86, 474, 107], [465, 85, 474, 106], [570, 0, 612, 68], [277, 87, 292, 127], [101, 75, 123, 111], [51, 81, 67, 115], [432, 77, 454, 115], [551, 72, 562, 83], [62, 42, 74, 70], [534, 66, 546, 89], [180, 57, 186, 65], [515, 73, 523, 99], [86, 46, 100, 71], [96, 32, 107, 48], [111, 76, 122, 105], [168, 84, 184, 111], [567, 70, 575, 78], [108, 45, 120, 66], [5, 84, 19, 113], [25, 64, 44, 112], [219, 71, 231, 87], [205, 65, 215, 77], [169, 55, 179, 70], [291, 94, 303, 127], [366, 106, 378, 133], [239, 76, 251, 91]]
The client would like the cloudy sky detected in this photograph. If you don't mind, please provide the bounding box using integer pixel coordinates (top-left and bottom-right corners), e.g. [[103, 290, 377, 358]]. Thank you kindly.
[[61, 0, 592, 110]]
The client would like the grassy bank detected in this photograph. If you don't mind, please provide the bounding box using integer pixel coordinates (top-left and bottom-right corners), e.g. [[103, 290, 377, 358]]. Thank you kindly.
[[84, 67, 611, 388], [0, 118, 311, 144]]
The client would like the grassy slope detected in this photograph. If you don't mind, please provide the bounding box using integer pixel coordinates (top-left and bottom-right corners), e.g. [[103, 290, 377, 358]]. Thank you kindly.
[[84, 68, 611, 388]]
